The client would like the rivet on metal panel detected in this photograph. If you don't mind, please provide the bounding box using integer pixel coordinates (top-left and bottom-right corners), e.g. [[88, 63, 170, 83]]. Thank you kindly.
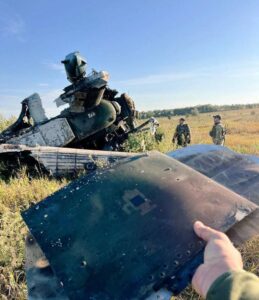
[[26, 235, 35, 245], [188, 242, 194, 248], [81, 260, 87, 267], [84, 162, 97, 171], [160, 272, 166, 278], [174, 260, 179, 266]]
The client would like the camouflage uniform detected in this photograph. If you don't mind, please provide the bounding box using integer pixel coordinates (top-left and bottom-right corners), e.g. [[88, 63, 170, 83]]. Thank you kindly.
[[209, 123, 226, 145], [206, 271, 259, 300], [173, 124, 191, 147]]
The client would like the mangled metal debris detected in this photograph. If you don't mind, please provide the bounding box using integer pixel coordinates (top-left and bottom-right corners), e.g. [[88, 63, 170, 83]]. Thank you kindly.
[[1, 51, 259, 299], [0, 143, 136, 177], [169, 145, 259, 206], [22, 150, 259, 299], [0, 51, 158, 151]]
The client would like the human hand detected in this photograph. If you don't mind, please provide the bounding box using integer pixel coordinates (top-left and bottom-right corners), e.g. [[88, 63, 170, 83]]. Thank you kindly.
[[192, 221, 243, 298]]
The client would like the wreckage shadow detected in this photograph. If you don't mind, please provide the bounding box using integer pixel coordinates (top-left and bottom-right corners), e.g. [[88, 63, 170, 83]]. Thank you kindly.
[[0, 152, 90, 181]]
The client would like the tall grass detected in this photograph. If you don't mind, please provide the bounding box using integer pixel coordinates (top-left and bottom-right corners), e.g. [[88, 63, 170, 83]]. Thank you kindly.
[[0, 114, 16, 133], [0, 171, 67, 299]]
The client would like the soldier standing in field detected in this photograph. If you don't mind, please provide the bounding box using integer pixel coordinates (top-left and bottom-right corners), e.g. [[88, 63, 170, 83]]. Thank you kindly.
[[172, 118, 191, 147], [209, 115, 226, 145]]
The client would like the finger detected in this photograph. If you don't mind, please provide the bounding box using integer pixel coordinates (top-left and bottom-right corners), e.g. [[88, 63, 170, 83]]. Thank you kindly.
[[191, 264, 204, 297], [193, 221, 222, 242]]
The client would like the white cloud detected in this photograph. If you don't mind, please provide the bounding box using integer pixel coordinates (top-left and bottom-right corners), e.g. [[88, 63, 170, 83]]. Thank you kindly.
[[38, 83, 49, 87], [40, 89, 66, 117], [0, 88, 64, 118], [117, 60, 259, 86], [0, 14, 26, 41], [48, 63, 63, 71], [41, 89, 62, 103], [43, 62, 65, 74], [115, 71, 204, 86]]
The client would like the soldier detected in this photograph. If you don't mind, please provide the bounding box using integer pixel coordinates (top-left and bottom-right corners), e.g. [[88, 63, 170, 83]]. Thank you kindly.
[[209, 115, 226, 145], [172, 118, 191, 147]]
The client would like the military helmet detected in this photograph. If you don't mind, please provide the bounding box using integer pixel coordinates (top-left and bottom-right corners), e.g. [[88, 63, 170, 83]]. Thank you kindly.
[[213, 114, 222, 120], [62, 51, 87, 83]]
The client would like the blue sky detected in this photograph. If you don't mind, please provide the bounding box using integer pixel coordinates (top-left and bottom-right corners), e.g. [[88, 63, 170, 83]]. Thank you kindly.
[[1, 0, 259, 117]]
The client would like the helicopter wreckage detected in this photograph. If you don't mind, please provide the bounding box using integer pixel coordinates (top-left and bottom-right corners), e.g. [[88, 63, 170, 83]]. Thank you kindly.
[[1, 52, 259, 299], [0, 52, 158, 174]]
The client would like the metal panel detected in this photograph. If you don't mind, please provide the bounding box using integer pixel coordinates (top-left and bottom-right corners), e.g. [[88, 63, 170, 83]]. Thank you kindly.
[[168, 145, 259, 205], [39, 118, 75, 146], [169, 145, 259, 246], [22, 152, 257, 299], [0, 144, 136, 176], [6, 118, 75, 147], [7, 130, 46, 147]]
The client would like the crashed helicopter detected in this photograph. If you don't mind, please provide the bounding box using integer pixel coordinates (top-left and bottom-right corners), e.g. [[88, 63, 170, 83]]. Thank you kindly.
[[1, 53, 259, 299], [0, 52, 158, 151], [0, 52, 159, 175]]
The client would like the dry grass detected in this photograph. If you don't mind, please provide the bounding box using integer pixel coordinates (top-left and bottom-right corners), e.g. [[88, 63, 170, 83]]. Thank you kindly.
[[0, 108, 259, 299], [0, 115, 16, 133], [154, 107, 259, 155], [0, 172, 67, 299]]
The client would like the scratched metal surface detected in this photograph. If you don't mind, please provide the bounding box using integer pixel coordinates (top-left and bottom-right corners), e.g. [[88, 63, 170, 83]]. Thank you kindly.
[[168, 145, 259, 206], [169, 145, 259, 246], [22, 151, 257, 300]]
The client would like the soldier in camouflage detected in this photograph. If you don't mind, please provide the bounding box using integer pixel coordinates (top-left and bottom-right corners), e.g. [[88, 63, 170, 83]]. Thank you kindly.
[[209, 115, 226, 146], [172, 118, 191, 147]]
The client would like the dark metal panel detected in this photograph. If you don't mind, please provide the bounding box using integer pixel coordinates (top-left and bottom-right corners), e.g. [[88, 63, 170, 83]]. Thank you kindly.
[[169, 145, 259, 205], [22, 152, 257, 299], [25, 234, 68, 300], [169, 145, 259, 246]]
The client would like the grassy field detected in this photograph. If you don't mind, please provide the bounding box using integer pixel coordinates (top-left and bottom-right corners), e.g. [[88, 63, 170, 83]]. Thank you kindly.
[[0, 108, 259, 299]]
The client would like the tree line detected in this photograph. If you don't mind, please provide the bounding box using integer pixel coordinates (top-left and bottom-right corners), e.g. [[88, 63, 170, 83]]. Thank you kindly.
[[139, 103, 259, 119]]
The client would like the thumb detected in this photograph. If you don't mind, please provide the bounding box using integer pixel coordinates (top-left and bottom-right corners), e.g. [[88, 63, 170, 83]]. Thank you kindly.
[[194, 221, 222, 242]]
